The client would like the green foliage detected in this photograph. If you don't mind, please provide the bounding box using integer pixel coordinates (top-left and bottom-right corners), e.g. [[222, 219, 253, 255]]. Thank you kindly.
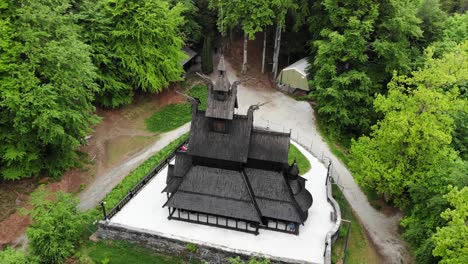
[[309, 0, 379, 141], [0, 0, 99, 180], [169, 0, 203, 44], [416, 0, 447, 47], [309, 0, 425, 142], [145, 85, 208, 133], [350, 42, 468, 262], [83, 240, 195, 264], [288, 144, 311, 174], [26, 187, 86, 263], [431, 13, 468, 57], [0, 247, 38, 264], [189, 85, 209, 110], [201, 36, 214, 74], [145, 104, 192, 133], [350, 44, 466, 207], [81, 0, 186, 107], [209, 0, 275, 39], [185, 243, 197, 252], [439, 0, 468, 13], [432, 186, 468, 264]]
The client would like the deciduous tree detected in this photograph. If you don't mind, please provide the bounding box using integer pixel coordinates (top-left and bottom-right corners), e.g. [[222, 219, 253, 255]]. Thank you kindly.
[[432, 186, 468, 264]]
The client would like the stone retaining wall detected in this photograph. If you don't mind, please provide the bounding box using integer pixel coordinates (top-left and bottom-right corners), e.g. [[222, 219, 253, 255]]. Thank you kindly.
[[97, 222, 319, 264]]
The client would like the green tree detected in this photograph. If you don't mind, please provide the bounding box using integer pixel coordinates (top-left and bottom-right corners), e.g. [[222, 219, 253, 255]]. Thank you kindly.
[[309, 0, 424, 142], [401, 161, 467, 263], [81, 0, 187, 107], [439, 0, 468, 13], [0, 0, 99, 180], [0, 247, 38, 264], [432, 186, 468, 264], [350, 42, 467, 207], [26, 187, 86, 264], [210, 0, 275, 72], [431, 13, 468, 57], [169, 0, 203, 45], [201, 35, 214, 74], [309, 0, 380, 141], [416, 0, 447, 50], [351, 42, 467, 262]]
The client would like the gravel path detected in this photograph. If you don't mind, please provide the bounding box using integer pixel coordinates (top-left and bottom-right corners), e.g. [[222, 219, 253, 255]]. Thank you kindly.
[[77, 123, 190, 211], [219, 58, 408, 264]]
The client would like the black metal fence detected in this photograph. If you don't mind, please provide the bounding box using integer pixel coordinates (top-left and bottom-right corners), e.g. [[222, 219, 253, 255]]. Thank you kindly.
[[104, 139, 189, 220]]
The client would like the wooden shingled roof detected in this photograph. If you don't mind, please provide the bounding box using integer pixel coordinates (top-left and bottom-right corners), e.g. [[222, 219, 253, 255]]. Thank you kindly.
[[248, 128, 290, 163], [187, 112, 252, 163], [164, 166, 262, 223], [163, 59, 313, 227]]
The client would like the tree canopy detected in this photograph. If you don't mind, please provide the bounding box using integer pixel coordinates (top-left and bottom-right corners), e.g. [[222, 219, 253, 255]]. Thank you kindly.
[[81, 0, 187, 108], [350, 41, 467, 262], [432, 186, 468, 264], [26, 187, 87, 263], [309, 0, 424, 142], [0, 0, 99, 180]]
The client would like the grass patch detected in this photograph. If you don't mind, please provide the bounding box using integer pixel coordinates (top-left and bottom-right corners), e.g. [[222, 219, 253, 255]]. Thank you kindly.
[[145, 85, 208, 133], [288, 144, 311, 174], [145, 104, 192, 133], [106, 135, 160, 165], [81, 240, 198, 264], [189, 84, 209, 110], [331, 185, 380, 264]]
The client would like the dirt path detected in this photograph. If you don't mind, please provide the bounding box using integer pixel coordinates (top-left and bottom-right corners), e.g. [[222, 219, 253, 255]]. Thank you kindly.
[[0, 88, 187, 248], [77, 123, 189, 210], [218, 56, 408, 264]]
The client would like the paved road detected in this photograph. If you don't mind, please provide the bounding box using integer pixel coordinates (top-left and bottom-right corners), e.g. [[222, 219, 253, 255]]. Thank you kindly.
[[219, 59, 408, 264]]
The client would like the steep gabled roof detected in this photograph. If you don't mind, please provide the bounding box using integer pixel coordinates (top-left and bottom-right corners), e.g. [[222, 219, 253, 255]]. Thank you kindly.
[[244, 168, 304, 223], [164, 166, 261, 222], [188, 112, 252, 163], [248, 128, 290, 163]]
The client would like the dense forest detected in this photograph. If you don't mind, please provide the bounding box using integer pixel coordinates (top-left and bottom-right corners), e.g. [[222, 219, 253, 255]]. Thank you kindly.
[[0, 0, 467, 263]]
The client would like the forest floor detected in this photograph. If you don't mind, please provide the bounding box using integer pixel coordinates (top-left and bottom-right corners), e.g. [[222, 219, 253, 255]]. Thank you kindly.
[[0, 87, 187, 248], [222, 37, 408, 263]]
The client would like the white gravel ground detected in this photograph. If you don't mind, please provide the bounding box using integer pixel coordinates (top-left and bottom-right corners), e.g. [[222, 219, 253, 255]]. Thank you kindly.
[[110, 141, 334, 264]]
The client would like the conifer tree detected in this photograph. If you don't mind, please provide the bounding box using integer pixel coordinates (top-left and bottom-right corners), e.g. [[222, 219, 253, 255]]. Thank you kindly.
[[81, 0, 187, 107], [201, 35, 214, 74], [0, 0, 98, 180]]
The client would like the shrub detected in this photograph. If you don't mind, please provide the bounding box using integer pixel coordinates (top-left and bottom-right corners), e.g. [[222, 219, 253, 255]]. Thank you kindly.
[[26, 187, 86, 263], [0, 247, 38, 264]]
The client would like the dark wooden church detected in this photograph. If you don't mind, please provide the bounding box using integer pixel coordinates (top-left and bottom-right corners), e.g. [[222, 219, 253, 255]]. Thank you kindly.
[[163, 56, 313, 235]]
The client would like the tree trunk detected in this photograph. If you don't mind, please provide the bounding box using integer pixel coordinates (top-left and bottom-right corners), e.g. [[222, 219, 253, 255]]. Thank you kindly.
[[273, 24, 282, 78], [262, 30, 266, 74], [242, 31, 248, 74], [272, 24, 279, 74]]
